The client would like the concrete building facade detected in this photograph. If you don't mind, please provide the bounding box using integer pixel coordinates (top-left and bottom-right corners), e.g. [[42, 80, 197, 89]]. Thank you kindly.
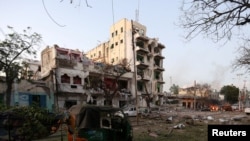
[[86, 18, 165, 107], [40, 44, 134, 110], [40, 45, 90, 110], [38, 18, 166, 110], [0, 57, 54, 111], [178, 85, 220, 109]]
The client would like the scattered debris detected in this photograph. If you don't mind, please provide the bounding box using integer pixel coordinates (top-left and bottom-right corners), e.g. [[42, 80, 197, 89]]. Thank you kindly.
[[148, 132, 158, 137], [166, 116, 173, 123], [231, 115, 245, 121], [173, 123, 185, 129], [219, 118, 229, 124], [207, 116, 214, 121], [166, 127, 174, 136], [130, 107, 250, 140]]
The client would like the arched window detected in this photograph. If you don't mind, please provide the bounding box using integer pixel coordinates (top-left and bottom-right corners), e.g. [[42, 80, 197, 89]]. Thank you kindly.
[[73, 75, 82, 84], [61, 74, 70, 83]]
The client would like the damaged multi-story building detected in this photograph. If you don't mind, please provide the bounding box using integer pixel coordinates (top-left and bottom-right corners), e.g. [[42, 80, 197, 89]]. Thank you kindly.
[[40, 18, 165, 110], [86, 18, 165, 107], [40, 44, 133, 110], [40, 45, 91, 110]]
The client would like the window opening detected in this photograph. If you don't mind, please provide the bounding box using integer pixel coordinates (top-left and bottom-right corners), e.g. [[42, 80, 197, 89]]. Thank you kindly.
[[61, 74, 70, 83], [73, 75, 82, 84]]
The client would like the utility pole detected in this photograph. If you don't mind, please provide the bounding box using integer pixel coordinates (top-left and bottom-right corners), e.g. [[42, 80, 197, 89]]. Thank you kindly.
[[194, 80, 196, 110], [14, 78, 19, 106], [53, 68, 59, 112], [237, 73, 243, 111], [131, 20, 139, 125], [169, 76, 172, 94], [242, 79, 247, 110]]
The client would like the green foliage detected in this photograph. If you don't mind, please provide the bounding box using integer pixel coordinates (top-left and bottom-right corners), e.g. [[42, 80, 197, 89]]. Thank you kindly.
[[220, 85, 239, 104], [0, 26, 42, 107], [0, 105, 61, 140], [169, 84, 179, 95], [0, 103, 8, 111]]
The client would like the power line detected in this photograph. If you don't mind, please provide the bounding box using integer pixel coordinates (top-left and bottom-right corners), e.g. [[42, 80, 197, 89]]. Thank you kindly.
[[85, 0, 92, 8], [42, 0, 66, 27]]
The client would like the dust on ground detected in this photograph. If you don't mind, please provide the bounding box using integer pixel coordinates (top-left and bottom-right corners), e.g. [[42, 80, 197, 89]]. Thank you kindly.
[[129, 108, 250, 138]]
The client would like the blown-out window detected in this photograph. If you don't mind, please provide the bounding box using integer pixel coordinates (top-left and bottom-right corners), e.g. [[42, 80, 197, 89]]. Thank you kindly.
[[73, 75, 82, 84], [61, 74, 70, 83]]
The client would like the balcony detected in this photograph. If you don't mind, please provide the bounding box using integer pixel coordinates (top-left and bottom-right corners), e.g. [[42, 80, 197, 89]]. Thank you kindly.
[[56, 58, 76, 68], [155, 42, 165, 49], [136, 46, 149, 54], [154, 65, 165, 72], [58, 83, 84, 93], [147, 52, 153, 57], [137, 75, 150, 81], [154, 73, 165, 84], [156, 79, 165, 84], [154, 53, 165, 59], [137, 90, 149, 96], [136, 61, 149, 69], [136, 35, 149, 42], [89, 88, 105, 96]]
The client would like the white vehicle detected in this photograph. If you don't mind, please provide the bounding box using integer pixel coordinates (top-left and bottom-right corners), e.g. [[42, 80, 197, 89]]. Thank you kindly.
[[244, 107, 250, 115], [123, 106, 137, 117], [231, 103, 239, 111]]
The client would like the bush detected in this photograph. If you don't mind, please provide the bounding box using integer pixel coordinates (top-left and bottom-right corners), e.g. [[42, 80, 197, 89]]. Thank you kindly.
[[0, 104, 63, 140]]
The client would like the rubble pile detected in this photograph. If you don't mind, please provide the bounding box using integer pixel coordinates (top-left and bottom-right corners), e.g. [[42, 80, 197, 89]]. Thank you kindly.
[[130, 107, 250, 138]]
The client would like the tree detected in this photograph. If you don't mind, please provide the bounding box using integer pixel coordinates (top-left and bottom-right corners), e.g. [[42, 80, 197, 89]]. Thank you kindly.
[[137, 68, 153, 108], [0, 105, 64, 140], [233, 38, 250, 72], [169, 84, 179, 95], [179, 0, 250, 75], [20, 61, 34, 80], [85, 58, 131, 106], [179, 0, 250, 42], [0, 26, 42, 107], [220, 85, 239, 104]]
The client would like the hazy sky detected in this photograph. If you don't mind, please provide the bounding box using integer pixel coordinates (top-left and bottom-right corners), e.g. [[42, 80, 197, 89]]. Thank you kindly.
[[0, 0, 249, 91]]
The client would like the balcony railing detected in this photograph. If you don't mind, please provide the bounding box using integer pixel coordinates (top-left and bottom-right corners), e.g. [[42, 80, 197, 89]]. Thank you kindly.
[[136, 60, 149, 69], [137, 75, 150, 81], [154, 52, 165, 59], [154, 65, 165, 71], [136, 46, 149, 54]]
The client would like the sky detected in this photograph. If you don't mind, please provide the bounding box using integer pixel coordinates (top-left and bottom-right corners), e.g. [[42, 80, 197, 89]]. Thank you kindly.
[[0, 0, 249, 92]]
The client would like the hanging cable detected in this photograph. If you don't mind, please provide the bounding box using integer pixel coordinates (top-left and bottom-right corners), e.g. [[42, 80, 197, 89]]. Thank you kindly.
[[85, 0, 92, 8], [42, 0, 66, 27]]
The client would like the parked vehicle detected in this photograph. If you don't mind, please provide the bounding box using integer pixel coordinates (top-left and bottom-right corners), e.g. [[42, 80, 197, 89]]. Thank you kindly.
[[67, 105, 133, 141], [123, 106, 137, 117], [201, 107, 211, 111], [244, 107, 250, 115], [221, 104, 233, 111], [231, 103, 239, 111]]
